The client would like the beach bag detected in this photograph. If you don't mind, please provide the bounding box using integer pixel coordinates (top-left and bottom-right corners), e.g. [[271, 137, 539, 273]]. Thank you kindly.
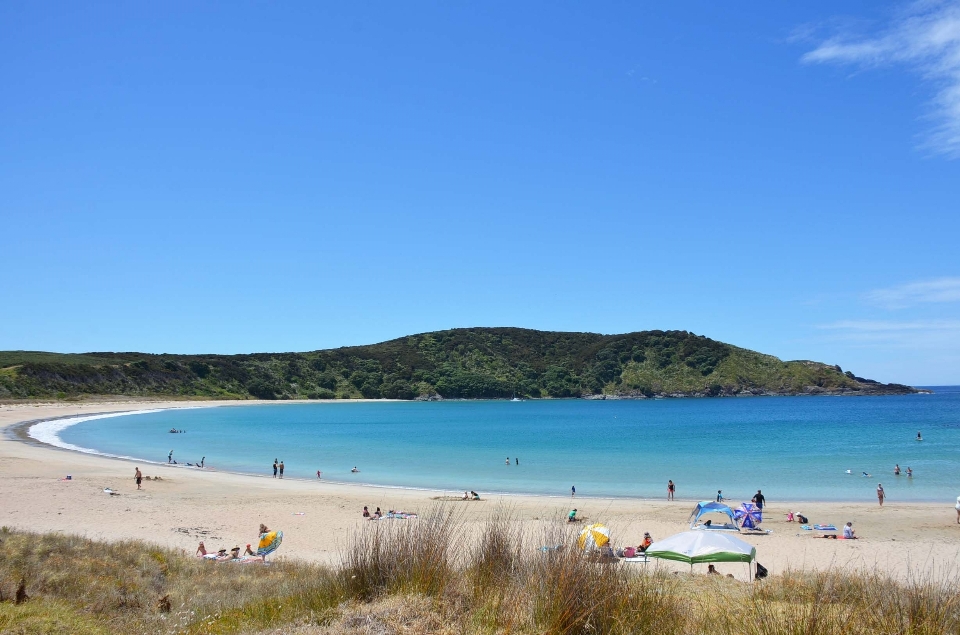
[[623, 546, 637, 558], [755, 562, 768, 579]]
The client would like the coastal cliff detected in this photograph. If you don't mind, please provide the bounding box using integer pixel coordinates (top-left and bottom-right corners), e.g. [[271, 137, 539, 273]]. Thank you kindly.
[[0, 328, 920, 400]]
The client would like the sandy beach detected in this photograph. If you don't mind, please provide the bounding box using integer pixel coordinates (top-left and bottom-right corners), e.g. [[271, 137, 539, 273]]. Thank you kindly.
[[3, 399, 959, 582]]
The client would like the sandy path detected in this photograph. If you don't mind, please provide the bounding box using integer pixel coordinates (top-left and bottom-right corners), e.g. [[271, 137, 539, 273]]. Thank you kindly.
[[3, 400, 959, 582]]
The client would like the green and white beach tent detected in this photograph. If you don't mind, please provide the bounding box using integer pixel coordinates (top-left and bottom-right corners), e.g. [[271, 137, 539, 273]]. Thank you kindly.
[[645, 531, 756, 576]]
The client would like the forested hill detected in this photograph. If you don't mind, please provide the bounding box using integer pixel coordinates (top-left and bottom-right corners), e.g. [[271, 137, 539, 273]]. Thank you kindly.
[[0, 328, 918, 400]]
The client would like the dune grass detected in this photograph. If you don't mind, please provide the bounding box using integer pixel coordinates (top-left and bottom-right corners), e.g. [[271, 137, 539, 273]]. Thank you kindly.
[[1, 517, 959, 634]]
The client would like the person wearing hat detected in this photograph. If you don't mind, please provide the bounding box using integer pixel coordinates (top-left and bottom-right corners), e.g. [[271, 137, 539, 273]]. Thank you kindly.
[[567, 508, 579, 523], [244, 544, 255, 556], [639, 532, 653, 552]]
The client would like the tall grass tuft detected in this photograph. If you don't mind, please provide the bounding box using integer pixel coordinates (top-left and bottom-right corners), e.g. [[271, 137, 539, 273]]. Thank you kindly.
[[338, 504, 461, 601]]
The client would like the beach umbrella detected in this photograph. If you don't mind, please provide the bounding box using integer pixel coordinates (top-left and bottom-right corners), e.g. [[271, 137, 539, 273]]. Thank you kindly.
[[577, 523, 611, 551], [645, 531, 755, 566], [734, 502, 763, 529], [257, 530, 283, 559]]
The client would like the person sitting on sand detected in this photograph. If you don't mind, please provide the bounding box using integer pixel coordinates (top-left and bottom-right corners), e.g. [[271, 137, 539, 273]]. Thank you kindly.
[[707, 564, 720, 575], [363, 506, 370, 517], [463, 491, 470, 500], [196, 541, 207, 557], [639, 532, 653, 552], [843, 522, 856, 539], [230, 546, 241, 559], [702, 519, 712, 527], [244, 544, 255, 556], [471, 490, 480, 500], [568, 508, 579, 523], [373, 507, 382, 519], [785, 511, 795, 522]]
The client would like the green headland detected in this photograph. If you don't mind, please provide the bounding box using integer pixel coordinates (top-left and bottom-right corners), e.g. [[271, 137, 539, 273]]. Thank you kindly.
[[0, 328, 917, 400]]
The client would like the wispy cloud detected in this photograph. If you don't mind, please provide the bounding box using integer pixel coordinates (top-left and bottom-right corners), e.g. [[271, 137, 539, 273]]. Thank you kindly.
[[863, 277, 960, 308], [820, 319, 960, 331], [817, 318, 960, 347], [800, 0, 960, 157]]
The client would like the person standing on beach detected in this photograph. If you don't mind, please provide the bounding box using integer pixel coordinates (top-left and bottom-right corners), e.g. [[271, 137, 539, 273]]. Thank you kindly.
[[571, 485, 576, 497], [753, 490, 765, 511], [279, 461, 285, 479], [200, 457, 205, 468], [667, 480, 675, 501], [877, 483, 885, 506], [135, 467, 142, 490], [955, 495, 960, 524], [168, 450, 173, 464], [273, 459, 278, 478]]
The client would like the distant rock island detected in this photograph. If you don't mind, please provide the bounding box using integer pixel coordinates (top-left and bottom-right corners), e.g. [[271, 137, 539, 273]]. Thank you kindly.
[[0, 328, 921, 400]]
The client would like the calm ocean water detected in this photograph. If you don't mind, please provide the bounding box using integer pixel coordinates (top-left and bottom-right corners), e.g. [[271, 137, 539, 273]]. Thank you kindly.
[[56, 387, 960, 502]]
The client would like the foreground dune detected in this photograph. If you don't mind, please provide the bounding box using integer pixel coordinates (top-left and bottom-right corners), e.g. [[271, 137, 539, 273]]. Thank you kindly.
[[2, 400, 959, 582]]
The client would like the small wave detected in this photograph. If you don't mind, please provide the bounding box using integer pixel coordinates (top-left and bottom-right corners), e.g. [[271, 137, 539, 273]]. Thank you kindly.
[[28, 407, 208, 462]]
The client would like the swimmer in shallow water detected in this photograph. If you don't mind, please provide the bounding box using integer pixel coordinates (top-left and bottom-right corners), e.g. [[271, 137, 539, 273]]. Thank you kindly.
[[862, 472, 871, 477]]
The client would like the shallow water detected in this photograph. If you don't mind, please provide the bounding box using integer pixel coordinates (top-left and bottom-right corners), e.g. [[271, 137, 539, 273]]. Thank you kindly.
[[56, 388, 960, 502]]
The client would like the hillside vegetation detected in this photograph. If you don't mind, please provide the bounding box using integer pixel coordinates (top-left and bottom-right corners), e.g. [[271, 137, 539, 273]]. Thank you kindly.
[[0, 328, 916, 400]]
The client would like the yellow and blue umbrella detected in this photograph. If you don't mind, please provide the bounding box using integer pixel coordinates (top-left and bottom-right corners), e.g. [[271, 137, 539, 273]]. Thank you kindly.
[[257, 530, 283, 558]]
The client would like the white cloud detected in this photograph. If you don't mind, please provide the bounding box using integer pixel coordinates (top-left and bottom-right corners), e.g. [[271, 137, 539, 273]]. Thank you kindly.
[[819, 319, 960, 331], [816, 318, 960, 348], [801, 0, 960, 157], [863, 277, 960, 308]]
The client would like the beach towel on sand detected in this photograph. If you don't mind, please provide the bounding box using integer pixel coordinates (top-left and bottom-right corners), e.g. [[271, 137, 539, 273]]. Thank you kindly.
[[814, 524, 837, 531]]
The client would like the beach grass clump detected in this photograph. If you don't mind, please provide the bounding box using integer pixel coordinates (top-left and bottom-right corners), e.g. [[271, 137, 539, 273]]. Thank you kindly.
[[698, 567, 960, 635], [338, 505, 461, 601]]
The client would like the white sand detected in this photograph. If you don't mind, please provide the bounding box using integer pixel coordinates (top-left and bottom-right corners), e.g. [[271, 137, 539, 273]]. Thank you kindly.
[[3, 400, 959, 581]]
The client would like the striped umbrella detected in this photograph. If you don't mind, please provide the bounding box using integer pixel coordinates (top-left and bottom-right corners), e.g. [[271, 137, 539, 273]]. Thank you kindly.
[[734, 503, 763, 529], [577, 523, 611, 551], [257, 530, 283, 558]]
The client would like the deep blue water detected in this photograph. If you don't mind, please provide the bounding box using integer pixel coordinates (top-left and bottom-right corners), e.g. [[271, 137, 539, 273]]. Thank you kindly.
[[58, 388, 960, 502]]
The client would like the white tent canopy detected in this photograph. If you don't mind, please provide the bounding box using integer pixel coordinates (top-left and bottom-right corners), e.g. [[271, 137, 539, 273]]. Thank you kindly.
[[645, 531, 756, 572]]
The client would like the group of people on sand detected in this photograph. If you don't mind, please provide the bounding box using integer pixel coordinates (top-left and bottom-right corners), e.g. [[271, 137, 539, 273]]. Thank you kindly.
[[461, 490, 480, 500], [195, 523, 272, 562], [363, 506, 382, 519], [272, 459, 285, 478]]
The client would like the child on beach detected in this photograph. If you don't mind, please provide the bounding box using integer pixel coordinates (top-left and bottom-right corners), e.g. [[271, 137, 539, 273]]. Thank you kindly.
[[877, 483, 885, 506], [667, 480, 675, 501]]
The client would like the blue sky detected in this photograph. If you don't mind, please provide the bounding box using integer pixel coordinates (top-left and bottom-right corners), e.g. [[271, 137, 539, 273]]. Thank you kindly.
[[2, 1, 959, 385]]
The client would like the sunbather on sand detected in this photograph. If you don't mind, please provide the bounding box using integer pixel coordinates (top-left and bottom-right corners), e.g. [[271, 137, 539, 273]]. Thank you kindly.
[[196, 541, 207, 556], [244, 544, 255, 555], [639, 532, 653, 552], [707, 564, 720, 575]]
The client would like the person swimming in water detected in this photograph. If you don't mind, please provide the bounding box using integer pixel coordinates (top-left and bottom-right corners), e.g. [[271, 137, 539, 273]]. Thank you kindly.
[[917, 431, 923, 441], [862, 471, 871, 477]]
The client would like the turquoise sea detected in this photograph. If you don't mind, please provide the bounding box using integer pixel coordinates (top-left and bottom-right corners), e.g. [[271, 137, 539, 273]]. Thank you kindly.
[[55, 387, 960, 502]]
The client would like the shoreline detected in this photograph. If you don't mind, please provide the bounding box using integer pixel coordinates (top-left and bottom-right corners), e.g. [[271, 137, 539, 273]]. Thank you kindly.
[[12, 402, 946, 503], [3, 400, 960, 581]]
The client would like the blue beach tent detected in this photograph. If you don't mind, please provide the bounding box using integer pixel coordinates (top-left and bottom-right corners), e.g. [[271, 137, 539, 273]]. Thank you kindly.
[[688, 501, 740, 531]]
